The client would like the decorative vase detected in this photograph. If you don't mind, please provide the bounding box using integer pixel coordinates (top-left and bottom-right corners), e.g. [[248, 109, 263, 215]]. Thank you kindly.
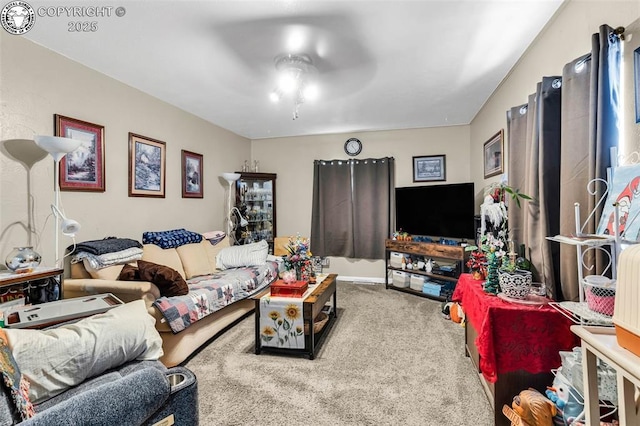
[[5, 246, 41, 273], [498, 269, 533, 299]]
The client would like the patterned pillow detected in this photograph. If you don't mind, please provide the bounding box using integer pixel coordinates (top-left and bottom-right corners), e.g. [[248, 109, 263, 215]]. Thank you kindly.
[[142, 228, 202, 249], [0, 329, 34, 421]]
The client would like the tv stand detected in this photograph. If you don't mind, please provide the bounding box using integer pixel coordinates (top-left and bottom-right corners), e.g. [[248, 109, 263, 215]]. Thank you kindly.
[[384, 239, 469, 301]]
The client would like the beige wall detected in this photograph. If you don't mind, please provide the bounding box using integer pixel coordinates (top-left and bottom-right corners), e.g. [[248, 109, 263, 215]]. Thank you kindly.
[[252, 126, 471, 279], [470, 0, 640, 191], [3, 0, 639, 281], [0, 33, 250, 267]]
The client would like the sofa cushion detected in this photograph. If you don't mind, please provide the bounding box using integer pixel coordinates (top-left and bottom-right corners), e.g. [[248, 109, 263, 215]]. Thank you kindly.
[[215, 240, 269, 270], [137, 260, 188, 297], [203, 236, 230, 270], [5, 299, 163, 404], [141, 244, 186, 279], [176, 242, 213, 279], [84, 263, 125, 280]]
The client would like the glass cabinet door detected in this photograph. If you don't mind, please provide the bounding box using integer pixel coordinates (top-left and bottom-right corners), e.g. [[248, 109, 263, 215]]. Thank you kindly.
[[234, 172, 277, 252]]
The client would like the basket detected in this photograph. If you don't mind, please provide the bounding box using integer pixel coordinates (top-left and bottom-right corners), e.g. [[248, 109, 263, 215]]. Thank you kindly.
[[499, 270, 532, 299], [583, 275, 616, 316], [304, 312, 329, 335]]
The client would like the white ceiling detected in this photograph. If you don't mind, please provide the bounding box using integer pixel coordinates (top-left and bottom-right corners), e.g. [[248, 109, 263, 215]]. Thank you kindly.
[[24, 0, 564, 140]]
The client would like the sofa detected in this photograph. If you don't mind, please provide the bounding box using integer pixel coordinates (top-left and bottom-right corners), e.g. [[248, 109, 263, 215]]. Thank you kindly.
[[64, 236, 279, 367], [0, 300, 198, 425]]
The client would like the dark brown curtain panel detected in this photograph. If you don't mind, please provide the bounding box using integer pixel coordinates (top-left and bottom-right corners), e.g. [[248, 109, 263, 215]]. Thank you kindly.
[[311, 157, 394, 259]]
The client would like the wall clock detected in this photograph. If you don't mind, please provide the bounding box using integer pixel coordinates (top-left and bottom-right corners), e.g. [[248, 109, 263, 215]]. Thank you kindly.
[[344, 138, 362, 156]]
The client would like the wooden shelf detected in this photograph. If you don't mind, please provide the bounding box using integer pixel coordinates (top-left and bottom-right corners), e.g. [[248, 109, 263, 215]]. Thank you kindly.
[[384, 239, 468, 299]]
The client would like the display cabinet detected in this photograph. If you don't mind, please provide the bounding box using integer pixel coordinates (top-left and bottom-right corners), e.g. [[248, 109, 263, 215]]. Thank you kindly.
[[234, 172, 277, 252]]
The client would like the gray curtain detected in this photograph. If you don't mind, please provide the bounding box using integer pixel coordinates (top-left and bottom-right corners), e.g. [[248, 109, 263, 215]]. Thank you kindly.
[[508, 24, 621, 301], [311, 157, 394, 259], [508, 78, 562, 299]]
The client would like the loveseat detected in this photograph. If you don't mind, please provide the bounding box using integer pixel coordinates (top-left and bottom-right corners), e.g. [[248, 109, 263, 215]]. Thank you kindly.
[[64, 236, 278, 367], [0, 300, 198, 425]]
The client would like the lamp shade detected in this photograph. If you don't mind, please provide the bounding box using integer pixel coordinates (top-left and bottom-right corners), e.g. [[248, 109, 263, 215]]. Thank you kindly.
[[34, 135, 82, 161], [1, 139, 48, 170], [221, 172, 241, 183], [61, 218, 81, 237]]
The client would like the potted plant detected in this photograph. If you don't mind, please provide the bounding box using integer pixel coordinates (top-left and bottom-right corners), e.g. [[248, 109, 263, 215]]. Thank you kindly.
[[498, 251, 533, 299], [465, 250, 487, 280]]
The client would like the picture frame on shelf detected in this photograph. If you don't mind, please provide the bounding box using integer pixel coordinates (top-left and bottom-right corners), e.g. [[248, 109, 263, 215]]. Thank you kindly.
[[483, 130, 504, 178], [128, 133, 166, 198], [181, 150, 203, 198], [413, 155, 446, 182], [55, 114, 105, 192]]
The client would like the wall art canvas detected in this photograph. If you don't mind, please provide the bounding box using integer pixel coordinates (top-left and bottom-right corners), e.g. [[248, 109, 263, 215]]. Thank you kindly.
[[483, 130, 503, 179], [55, 114, 105, 192], [182, 150, 203, 198], [413, 155, 446, 182], [596, 163, 640, 241], [128, 133, 166, 198]]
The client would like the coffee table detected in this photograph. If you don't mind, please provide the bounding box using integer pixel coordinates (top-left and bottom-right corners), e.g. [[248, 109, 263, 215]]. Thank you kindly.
[[252, 273, 338, 359]]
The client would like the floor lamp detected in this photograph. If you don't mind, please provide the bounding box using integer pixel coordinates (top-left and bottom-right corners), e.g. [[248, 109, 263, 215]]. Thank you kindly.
[[1, 139, 48, 246], [221, 172, 241, 243], [34, 135, 82, 267]]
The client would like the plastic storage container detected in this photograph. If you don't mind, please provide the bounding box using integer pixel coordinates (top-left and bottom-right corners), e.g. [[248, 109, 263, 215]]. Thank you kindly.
[[389, 252, 403, 268], [422, 282, 441, 297], [410, 274, 426, 291], [392, 270, 409, 288]]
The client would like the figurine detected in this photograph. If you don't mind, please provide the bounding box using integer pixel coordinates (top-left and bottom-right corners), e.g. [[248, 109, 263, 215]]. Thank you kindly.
[[502, 388, 556, 426]]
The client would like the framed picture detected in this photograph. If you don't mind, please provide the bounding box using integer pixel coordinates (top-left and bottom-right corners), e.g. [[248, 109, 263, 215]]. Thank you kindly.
[[55, 114, 105, 192], [181, 150, 203, 198], [128, 133, 166, 198], [413, 155, 446, 182], [483, 130, 504, 178], [634, 46, 640, 123]]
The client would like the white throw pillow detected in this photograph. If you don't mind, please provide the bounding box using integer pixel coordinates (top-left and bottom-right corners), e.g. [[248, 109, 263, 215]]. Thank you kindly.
[[5, 299, 164, 404], [215, 240, 269, 270]]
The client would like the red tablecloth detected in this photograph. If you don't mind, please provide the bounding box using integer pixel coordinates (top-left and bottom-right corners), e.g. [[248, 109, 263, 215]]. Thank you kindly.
[[452, 274, 579, 383]]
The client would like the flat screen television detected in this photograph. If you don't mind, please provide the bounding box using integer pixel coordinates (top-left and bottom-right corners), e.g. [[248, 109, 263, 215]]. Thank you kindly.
[[395, 182, 475, 240]]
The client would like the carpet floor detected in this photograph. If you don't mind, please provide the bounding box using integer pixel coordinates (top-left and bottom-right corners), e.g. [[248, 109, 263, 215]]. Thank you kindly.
[[185, 282, 494, 425]]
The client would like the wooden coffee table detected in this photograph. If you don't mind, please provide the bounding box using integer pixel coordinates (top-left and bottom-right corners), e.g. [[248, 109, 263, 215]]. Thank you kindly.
[[252, 273, 338, 359]]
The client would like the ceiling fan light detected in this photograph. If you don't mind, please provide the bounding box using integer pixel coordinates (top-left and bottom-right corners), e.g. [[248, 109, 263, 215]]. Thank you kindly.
[[270, 90, 281, 103], [278, 72, 299, 94], [303, 84, 319, 101]]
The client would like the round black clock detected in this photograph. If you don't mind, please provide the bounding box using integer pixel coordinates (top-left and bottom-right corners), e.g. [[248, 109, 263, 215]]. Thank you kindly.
[[344, 138, 362, 156]]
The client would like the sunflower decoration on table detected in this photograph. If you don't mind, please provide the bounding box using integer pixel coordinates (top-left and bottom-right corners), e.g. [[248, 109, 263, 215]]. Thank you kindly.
[[261, 304, 303, 347]]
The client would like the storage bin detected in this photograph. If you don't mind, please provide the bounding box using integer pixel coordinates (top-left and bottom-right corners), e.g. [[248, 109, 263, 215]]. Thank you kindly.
[[422, 282, 441, 297], [389, 252, 403, 268], [410, 274, 426, 291], [614, 244, 640, 357], [392, 270, 409, 288]]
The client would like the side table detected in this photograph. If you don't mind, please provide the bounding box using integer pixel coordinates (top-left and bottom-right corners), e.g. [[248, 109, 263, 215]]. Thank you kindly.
[[0, 267, 63, 305], [571, 325, 640, 426], [252, 273, 338, 359]]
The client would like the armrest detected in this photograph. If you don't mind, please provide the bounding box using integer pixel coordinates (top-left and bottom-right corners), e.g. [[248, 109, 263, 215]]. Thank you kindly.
[[64, 278, 161, 306], [24, 367, 170, 426]]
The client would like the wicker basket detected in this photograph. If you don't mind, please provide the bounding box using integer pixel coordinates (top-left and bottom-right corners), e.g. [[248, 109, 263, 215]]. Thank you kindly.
[[583, 275, 616, 316], [304, 312, 329, 335]]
